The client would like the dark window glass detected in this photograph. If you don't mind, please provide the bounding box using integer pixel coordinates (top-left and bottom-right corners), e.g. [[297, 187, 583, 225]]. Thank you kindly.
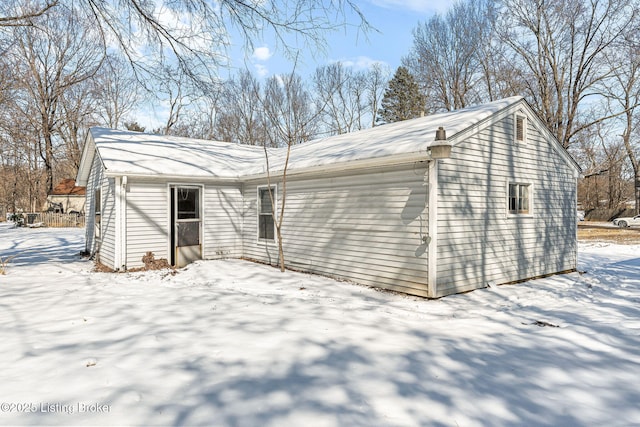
[[177, 188, 199, 219], [258, 187, 275, 240], [508, 183, 530, 214], [177, 221, 200, 246], [95, 189, 101, 239]]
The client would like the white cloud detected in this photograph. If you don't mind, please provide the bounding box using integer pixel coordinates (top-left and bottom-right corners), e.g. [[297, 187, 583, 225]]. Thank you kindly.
[[368, 0, 450, 13], [252, 46, 273, 61], [330, 56, 389, 71]]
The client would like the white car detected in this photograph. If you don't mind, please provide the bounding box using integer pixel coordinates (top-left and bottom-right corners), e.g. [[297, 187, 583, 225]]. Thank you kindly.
[[613, 215, 640, 228]]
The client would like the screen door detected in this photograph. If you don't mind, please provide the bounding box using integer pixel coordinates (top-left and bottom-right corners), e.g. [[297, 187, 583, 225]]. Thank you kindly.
[[170, 186, 202, 267]]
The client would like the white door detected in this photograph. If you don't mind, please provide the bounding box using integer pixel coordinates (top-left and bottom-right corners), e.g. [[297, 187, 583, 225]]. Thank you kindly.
[[170, 186, 201, 267]]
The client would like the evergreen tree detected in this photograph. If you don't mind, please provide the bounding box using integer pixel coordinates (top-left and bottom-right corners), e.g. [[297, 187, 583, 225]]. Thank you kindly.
[[377, 66, 426, 124]]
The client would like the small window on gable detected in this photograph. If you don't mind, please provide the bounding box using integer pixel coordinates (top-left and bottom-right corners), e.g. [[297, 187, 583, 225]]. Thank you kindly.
[[258, 186, 276, 241], [515, 114, 527, 143], [508, 183, 531, 215]]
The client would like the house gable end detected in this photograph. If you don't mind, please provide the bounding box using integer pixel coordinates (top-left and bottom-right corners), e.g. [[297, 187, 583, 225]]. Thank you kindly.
[[447, 99, 580, 178]]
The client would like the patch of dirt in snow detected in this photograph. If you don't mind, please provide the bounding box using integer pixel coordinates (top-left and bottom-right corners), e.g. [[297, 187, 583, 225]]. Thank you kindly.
[[578, 223, 640, 244]]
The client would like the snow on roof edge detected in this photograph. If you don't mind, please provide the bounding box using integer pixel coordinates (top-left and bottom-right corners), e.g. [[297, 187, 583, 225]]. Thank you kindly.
[[86, 96, 529, 179]]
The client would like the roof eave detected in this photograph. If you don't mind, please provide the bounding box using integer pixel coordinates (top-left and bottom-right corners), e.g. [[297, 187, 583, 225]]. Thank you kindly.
[[76, 131, 96, 186], [103, 170, 243, 184], [243, 150, 431, 181]]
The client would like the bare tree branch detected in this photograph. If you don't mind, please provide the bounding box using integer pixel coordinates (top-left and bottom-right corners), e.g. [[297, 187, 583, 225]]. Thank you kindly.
[[0, 0, 59, 27]]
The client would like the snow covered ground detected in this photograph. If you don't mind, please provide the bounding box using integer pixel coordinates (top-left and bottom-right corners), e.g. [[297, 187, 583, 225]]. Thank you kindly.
[[1, 223, 639, 427]]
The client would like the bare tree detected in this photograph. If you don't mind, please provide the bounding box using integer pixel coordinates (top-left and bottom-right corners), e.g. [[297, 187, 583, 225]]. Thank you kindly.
[[0, 0, 58, 27], [601, 39, 640, 213], [8, 5, 104, 194], [166, 94, 220, 140], [263, 73, 317, 147], [214, 70, 266, 145], [404, 0, 493, 112], [364, 63, 390, 128], [261, 72, 319, 271], [58, 79, 99, 172], [313, 62, 369, 135], [0, 108, 46, 213], [93, 55, 142, 129], [155, 65, 193, 135], [1, 0, 370, 89], [497, 0, 637, 148]]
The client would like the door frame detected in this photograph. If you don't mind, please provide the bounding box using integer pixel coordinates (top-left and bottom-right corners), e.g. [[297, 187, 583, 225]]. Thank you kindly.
[[168, 184, 204, 267]]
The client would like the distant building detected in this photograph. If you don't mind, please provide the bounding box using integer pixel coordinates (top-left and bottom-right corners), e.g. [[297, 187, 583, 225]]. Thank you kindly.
[[45, 179, 86, 214]]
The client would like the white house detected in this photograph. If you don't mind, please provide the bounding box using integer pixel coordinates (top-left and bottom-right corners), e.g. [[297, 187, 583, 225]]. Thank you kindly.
[[76, 96, 581, 297], [45, 179, 86, 213]]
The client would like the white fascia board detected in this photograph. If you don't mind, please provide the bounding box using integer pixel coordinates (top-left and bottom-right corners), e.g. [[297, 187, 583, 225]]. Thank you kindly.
[[243, 151, 430, 181], [76, 133, 96, 186], [445, 98, 523, 147], [102, 170, 243, 184]]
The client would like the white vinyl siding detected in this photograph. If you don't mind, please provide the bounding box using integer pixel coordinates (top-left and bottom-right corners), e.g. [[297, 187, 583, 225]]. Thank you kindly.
[[99, 178, 117, 269], [436, 113, 577, 297], [202, 185, 243, 259], [125, 181, 169, 268], [242, 164, 430, 296], [84, 154, 103, 257]]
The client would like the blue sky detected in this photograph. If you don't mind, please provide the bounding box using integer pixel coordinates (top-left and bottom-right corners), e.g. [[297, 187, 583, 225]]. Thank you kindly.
[[143, 1, 451, 129], [225, 0, 452, 79]]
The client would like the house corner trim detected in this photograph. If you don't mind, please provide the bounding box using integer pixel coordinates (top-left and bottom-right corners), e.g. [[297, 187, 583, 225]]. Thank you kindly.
[[428, 160, 439, 298]]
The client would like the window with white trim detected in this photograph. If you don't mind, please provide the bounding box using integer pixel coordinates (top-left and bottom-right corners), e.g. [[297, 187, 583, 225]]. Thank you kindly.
[[514, 114, 527, 143], [258, 186, 276, 241], [508, 183, 531, 215], [94, 188, 101, 239]]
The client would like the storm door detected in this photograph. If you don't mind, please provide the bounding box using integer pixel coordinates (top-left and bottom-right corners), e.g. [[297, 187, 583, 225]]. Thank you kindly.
[[170, 186, 202, 267]]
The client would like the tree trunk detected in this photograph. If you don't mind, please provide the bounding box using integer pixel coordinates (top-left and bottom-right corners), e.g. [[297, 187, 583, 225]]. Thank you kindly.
[[43, 127, 55, 196], [635, 173, 640, 215]]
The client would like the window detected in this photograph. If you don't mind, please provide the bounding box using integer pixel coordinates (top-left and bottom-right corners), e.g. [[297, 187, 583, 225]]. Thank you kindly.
[[508, 183, 531, 215], [174, 187, 201, 248], [176, 188, 199, 219], [515, 114, 526, 143], [258, 186, 275, 241], [94, 188, 101, 239]]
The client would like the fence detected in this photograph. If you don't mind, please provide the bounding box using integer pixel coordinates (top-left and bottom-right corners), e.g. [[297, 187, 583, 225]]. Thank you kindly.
[[24, 212, 85, 228]]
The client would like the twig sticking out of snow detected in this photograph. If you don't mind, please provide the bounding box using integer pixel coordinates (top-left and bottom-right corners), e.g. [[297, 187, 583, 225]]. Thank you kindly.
[[522, 320, 560, 328], [0, 255, 17, 275]]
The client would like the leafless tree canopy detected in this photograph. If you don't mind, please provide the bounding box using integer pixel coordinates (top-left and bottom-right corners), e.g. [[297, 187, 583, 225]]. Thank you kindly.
[[1, 0, 640, 218], [0, 0, 371, 216]]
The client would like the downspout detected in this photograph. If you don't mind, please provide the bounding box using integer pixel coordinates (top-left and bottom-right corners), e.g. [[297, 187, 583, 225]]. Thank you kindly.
[[114, 177, 121, 270], [427, 127, 452, 298], [427, 160, 439, 298], [121, 176, 128, 270]]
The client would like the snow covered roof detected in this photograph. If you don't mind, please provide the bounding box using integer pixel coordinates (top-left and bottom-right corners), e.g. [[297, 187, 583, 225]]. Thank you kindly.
[[79, 96, 570, 184], [81, 128, 266, 182], [274, 96, 524, 174], [49, 179, 85, 196]]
